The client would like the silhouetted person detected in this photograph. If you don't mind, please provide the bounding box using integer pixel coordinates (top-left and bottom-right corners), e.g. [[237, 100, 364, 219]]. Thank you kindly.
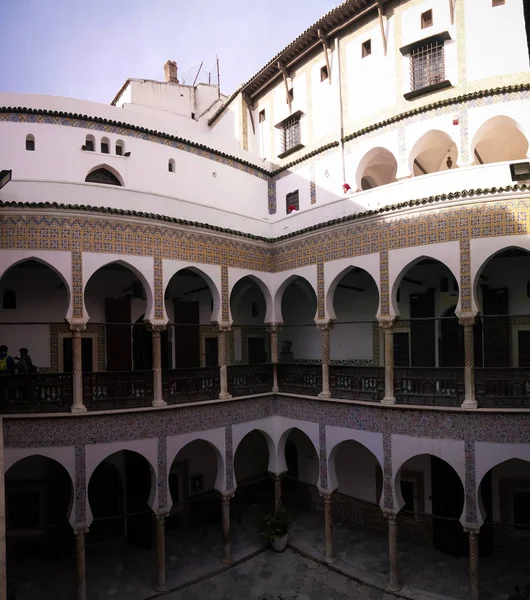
[[0, 345, 16, 375], [15, 348, 36, 373]]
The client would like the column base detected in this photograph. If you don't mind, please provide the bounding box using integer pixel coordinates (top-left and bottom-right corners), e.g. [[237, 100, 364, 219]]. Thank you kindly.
[[318, 392, 331, 399], [221, 557, 233, 566], [272, 386, 279, 393], [324, 556, 336, 564], [71, 405, 87, 414], [387, 582, 403, 593], [219, 392, 232, 400], [154, 583, 168, 593], [381, 396, 396, 406], [461, 399, 478, 410], [152, 399, 167, 408]]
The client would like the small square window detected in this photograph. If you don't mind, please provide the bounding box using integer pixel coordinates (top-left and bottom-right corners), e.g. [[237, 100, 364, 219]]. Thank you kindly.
[[26, 138, 35, 151], [421, 9, 433, 28], [116, 145, 123, 156], [286, 190, 299, 214], [320, 66, 329, 81], [492, 0, 505, 5], [287, 88, 294, 103], [85, 140, 94, 152], [101, 142, 109, 154], [362, 39, 372, 58], [259, 110, 266, 123]]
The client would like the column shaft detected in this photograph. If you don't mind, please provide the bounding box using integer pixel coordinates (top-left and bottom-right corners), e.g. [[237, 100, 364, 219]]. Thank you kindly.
[[74, 527, 88, 600], [466, 527, 480, 600], [273, 474, 282, 513], [269, 324, 280, 393], [319, 325, 331, 399], [386, 513, 401, 592], [151, 327, 166, 408], [221, 494, 233, 565], [460, 317, 477, 409], [218, 327, 232, 400], [380, 322, 395, 405], [71, 327, 87, 413], [322, 493, 334, 563], [154, 515, 167, 592]]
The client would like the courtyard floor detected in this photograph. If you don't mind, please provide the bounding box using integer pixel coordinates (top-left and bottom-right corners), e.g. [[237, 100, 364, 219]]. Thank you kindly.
[[9, 510, 529, 600]]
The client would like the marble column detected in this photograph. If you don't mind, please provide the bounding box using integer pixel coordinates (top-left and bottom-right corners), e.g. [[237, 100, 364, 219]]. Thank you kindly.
[[74, 525, 89, 600], [464, 525, 481, 600], [218, 326, 232, 400], [385, 512, 402, 592], [154, 513, 168, 592], [318, 324, 332, 399], [70, 325, 87, 413], [460, 317, 477, 409], [268, 324, 280, 393], [379, 319, 396, 405], [0, 418, 6, 600], [151, 325, 167, 408], [321, 492, 335, 563], [220, 493, 234, 565]]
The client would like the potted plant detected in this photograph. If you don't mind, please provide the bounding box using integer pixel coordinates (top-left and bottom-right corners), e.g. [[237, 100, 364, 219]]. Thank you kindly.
[[508, 583, 530, 600], [257, 507, 291, 552]]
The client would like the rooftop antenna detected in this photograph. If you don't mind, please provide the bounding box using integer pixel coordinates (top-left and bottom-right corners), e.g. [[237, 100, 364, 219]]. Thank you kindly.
[[192, 61, 204, 86], [216, 55, 221, 98]]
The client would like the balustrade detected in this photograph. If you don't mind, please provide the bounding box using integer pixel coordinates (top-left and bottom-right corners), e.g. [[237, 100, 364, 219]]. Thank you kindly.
[[162, 367, 219, 404], [277, 364, 322, 396], [329, 366, 385, 402], [0, 372, 72, 413], [394, 368, 464, 407], [475, 368, 530, 408], [227, 364, 273, 397], [82, 371, 153, 410]]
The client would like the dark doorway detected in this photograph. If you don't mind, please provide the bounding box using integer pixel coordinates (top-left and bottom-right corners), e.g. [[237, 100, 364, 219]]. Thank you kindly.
[[248, 337, 267, 364], [205, 337, 218, 367], [439, 307, 464, 367], [519, 331, 530, 367], [431, 456, 467, 556], [393, 332, 410, 367], [285, 440, 298, 479], [63, 337, 93, 373], [174, 300, 200, 368], [131, 316, 171, 371], [410, 290, 435, 367], [482, 287, 509, 367], [105, 297, 132, 371]]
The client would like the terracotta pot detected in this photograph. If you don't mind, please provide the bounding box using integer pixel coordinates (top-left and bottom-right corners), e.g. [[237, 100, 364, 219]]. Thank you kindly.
[[271, 533, 288, 552]]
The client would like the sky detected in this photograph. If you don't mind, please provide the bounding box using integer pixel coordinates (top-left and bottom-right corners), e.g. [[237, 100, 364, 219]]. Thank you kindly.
[[0, 0, 338, 104]]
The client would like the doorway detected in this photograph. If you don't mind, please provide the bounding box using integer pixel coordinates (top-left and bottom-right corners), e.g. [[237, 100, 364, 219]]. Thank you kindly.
[[205, 337, 218, 367], [174, 300, 200, 368], [63, 337, 93, 372], [248, 337, 266, 364], [410, 290, 435, 367]]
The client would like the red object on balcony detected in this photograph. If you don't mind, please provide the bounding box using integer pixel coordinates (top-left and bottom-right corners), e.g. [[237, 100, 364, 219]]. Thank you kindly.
[[342, 183, 351, 193], [287, 204, 298, 214]]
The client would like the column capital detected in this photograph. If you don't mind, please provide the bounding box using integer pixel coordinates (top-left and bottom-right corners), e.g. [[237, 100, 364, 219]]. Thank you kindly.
[[268, 470, 287, 479], [218, 491, 235, 501], [73, 523, 90, 535], [217, 324, 232, 334], [154, 508, 171, 520], [69, 323, 87, 333], [319, 489, 334, 501], [316, 321, 333, 332], [463, 522, 482, 534], [266, 323, 282, 334], [382, 510, 398, 523], [458, 316, 476, 328], [377, 317, 395, 330], [148, 323, 167, 333]]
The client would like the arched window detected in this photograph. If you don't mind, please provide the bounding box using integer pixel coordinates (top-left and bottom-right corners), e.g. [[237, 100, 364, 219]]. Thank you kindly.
[[84, 135, 95, 152], [168, 159, 175, 173], [25, 134, 35, 151], [85, 168, 122, 186], [2, 289, 16, 310], [101, 137, 110, 154], [115, 140, 124, 156]]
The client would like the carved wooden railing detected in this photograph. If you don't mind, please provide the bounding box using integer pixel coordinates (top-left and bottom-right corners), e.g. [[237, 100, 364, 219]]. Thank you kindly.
[[394, 368, 464, 407], [277, 364, 322, 397], [227, 364, 273, 397], [162, 367, 219, 404], [0, 373, 72, 413], [329, 366, 384, 402], [82, 371, 153, 410], [475, 368, 530, 408]]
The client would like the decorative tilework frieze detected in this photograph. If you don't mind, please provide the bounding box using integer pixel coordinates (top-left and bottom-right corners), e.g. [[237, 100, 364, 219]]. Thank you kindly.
[[71, 251, 83, 319], [464, 440, 477, 522], [75, 443, 86, 522], [459, 239, 472, 312], [317, 262, 325, 320], [310, 163, 317, 205], [153, 257, 164, 321], [221, 266, 229, 322], [379, 251, 389, 316], [268, 179, 276, 215], [225, 425, 234, 490], [319, 422, 328, 489], [157, 436, 168, 508], [382, 433, 393, 509]]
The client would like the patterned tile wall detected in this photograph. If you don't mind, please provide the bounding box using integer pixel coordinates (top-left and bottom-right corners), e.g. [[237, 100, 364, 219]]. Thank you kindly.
[[153, 257, 164, 320]]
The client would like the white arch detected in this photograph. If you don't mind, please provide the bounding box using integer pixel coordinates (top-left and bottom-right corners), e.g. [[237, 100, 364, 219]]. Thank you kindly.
[[355, 146, 398, 190], [229, 269, 274, 324], [391, 436, 466, 519], [272, 269, 319, 324], [0, 251, 74, 320], [324, 256, 381, 321], [471, 115, 529, 165], [163, 259, 222, 324], [275, 418, 320, 479], [388, 243, 461, 318], [82, 253, 155, 323], [232, 419, 278, 484], [326, 427, 384, 493], [471, 237, 530, 314], [85, 163, 124, 186], [167, 428, 226, 494], [85, 439, 158, 524], [408, 129, 458, 176]]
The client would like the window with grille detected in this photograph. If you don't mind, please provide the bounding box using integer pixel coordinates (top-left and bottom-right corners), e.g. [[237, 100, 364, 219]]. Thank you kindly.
[[286, 190, 299, 214], [410, 41, 445, 91], [281, 115, 301, 155]]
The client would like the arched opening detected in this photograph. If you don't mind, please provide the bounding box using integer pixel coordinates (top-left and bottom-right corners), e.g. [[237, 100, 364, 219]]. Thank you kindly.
[[88, 450, 154, 549], [0, 259, 69, 373], [100, 137, 110, 154], [84, 134, 95, 152], [6, 456, 74, 597], [356, 147, 398, 190], [396, 454, 466, 556], [234, 430, 274, 532], [328, 266, 382, 400], [85, 167, 122, 186], [230, 276, 269, 365], [165, 440, 224, 564], [115, 139, 125, 156], [25, 134, 35, 151], [277, 276, 320, 395], [472, 116, 529, 165], [409, 130, 458, 177]]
